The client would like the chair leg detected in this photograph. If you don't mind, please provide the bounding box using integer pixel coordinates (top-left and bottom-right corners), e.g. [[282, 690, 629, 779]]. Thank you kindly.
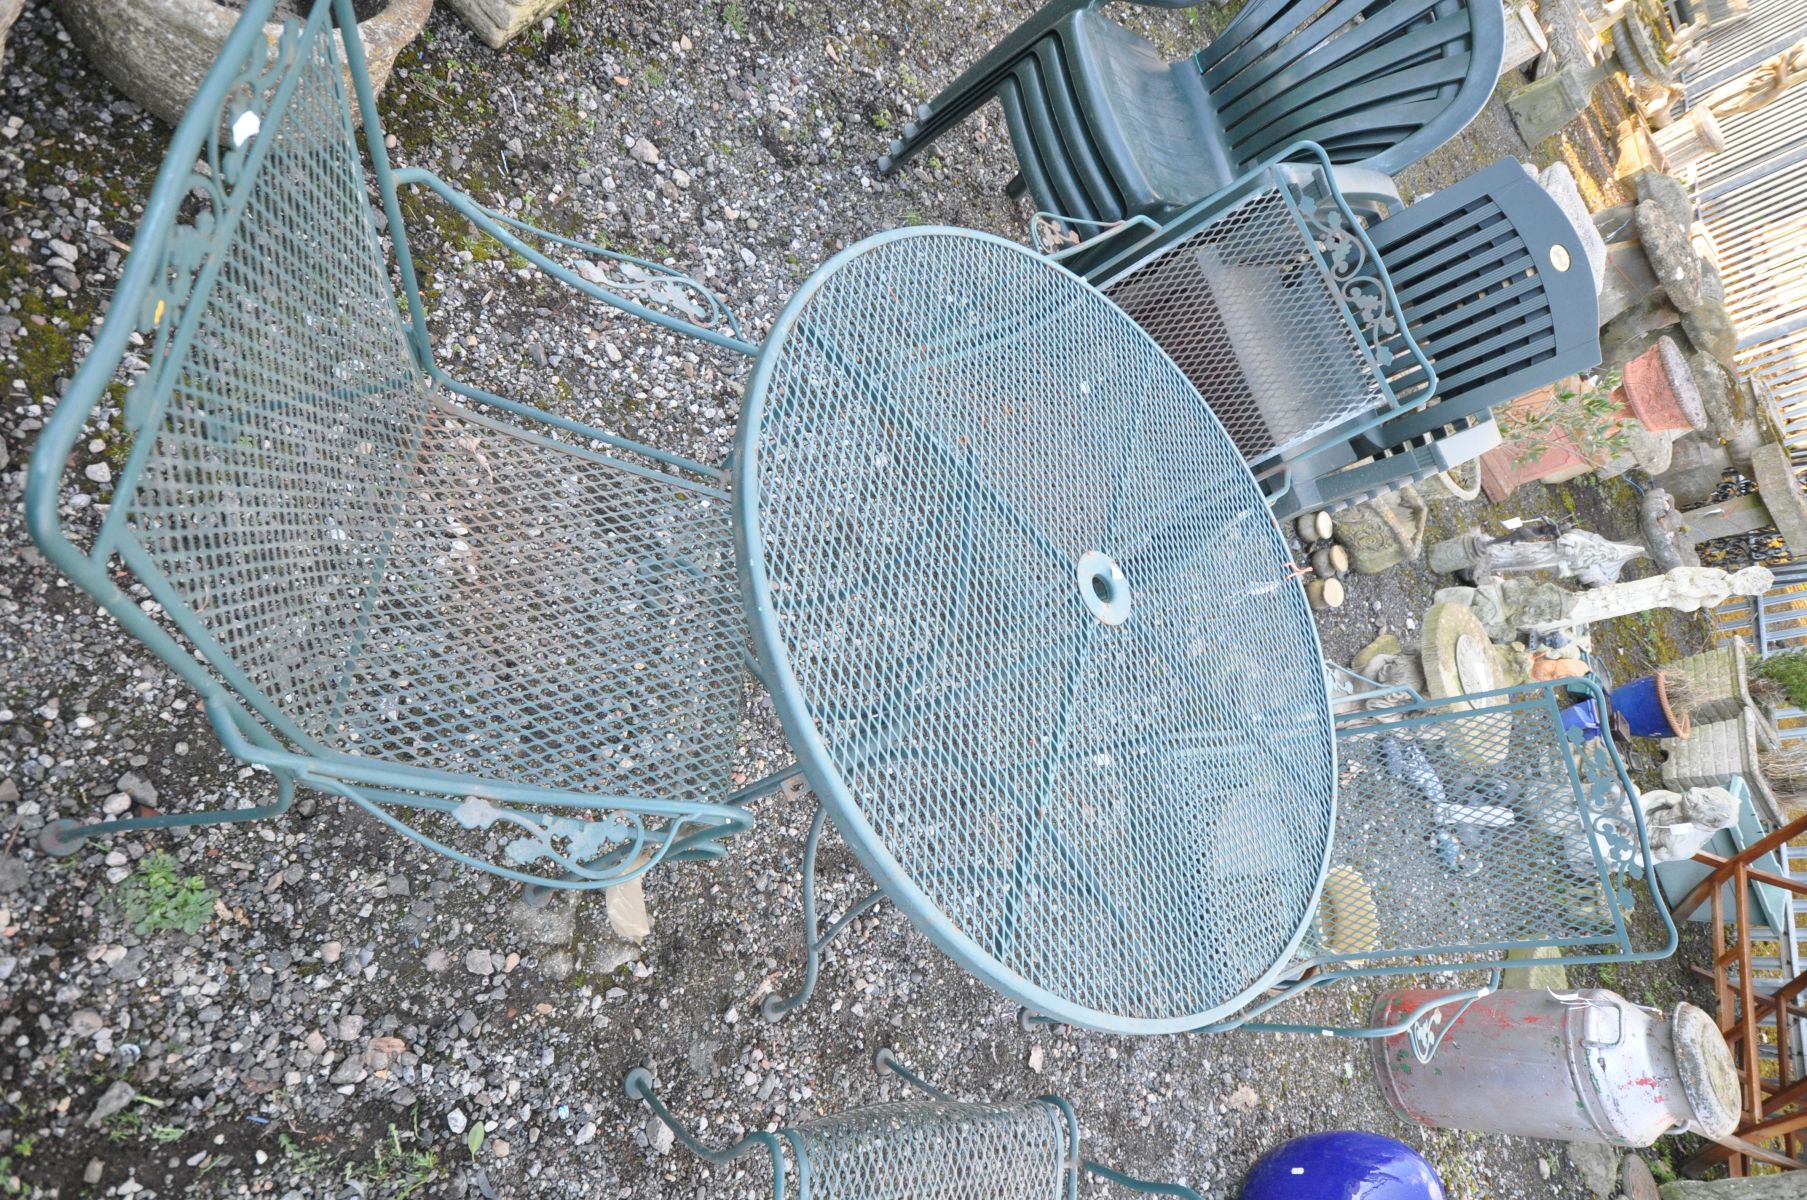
[[762, 803, 886, 1022], [38, 773, 298, 857], [1082, 1160, 1203, 1200], [624, 1069, 791, 1200]]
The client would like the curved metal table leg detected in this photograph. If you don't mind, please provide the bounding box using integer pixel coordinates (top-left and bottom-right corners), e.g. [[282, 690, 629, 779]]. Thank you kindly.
[[624, 1069, 792, 1200], [763, 802, 887, 1021]]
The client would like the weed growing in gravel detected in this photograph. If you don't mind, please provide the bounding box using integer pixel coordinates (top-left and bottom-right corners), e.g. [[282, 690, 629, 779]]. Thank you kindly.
[[352, 1118, 440, 1198], [723, 2, 749, 36], [872, 110, 892, 130], [118, 854, 216, 936], [643, 65, 668, 88], [279, 1133, 330, 1174]]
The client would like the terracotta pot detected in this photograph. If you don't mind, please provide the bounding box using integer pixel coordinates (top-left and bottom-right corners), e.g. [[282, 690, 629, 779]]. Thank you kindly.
[[1617, 338, 1707, 433]]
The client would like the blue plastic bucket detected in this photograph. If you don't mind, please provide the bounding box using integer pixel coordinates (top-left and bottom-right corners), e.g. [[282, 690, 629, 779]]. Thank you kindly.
[[1560, 698, 1602, 741], [1609, 673, 1689, 739]]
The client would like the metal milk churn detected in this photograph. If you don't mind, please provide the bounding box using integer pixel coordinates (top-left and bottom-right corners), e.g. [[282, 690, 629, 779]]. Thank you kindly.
[[1370, 987, 1740, 1146]]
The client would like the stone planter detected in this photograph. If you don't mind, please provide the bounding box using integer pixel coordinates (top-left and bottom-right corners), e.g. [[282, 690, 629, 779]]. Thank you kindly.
[[52, 0, 432, 127], [1618, 337, 1708, 433], [1667, 637, 1752, 726], [1660, 706, 1786, 826], [442, 0, 563, 47]]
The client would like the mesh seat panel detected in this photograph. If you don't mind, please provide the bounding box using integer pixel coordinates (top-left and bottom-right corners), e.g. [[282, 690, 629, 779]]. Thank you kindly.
[[1313, 688, 1645, 969], [330, 404, 743, 800], [792, 1099, 1070, 1200]]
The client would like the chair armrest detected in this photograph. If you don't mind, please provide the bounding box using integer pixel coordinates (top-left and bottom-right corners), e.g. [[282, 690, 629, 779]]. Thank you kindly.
[[393, 167, 758, 358], [1327, 164, 1404, 225]]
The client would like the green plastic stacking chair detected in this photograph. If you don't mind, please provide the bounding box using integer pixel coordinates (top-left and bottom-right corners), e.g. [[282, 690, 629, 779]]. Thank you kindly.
[[626, 1051, 1201, 1200], [1020, 677, 1677, 1046], [1266, 157, 1603, 514], [24, 0, 781, 888], [879, 0, 1506, 227], [1058, 156, 1598, 515]]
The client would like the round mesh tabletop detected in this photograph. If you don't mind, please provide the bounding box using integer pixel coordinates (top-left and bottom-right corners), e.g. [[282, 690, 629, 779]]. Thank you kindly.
[[736, 227, 1337, 1033]]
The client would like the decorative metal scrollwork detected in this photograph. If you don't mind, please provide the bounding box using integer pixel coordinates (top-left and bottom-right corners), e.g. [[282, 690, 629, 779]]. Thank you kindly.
[[126, 20, 309, 435], [1295, 180, 1403, 372]]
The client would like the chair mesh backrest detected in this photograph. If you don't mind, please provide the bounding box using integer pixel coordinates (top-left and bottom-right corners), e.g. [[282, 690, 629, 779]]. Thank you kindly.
[[790, 1099, 1071, 1200], [1197, 0, 1500, 174], [119, 17, 426, 747], [1312, 684, 1648, 972], [1360, 158, 1601, 450], [1099, 162, 1413, 468]]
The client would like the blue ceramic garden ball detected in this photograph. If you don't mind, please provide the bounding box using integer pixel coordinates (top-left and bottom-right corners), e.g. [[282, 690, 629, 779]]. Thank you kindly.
[[1240, 1132, 1446, 1200]]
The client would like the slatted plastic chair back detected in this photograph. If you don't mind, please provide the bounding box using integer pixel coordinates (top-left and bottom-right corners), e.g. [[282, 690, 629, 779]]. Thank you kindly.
[[1198, 0, 1505, 175], [24, 0, 753, 886], [1359, 158, 1601, 450]]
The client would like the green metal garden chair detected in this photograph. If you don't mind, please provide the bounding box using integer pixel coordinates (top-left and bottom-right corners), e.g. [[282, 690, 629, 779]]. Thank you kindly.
[[878, 0, 1505, 229], [24, 0, 780, 888], [1024, 677, 1678, 1046], [1052, 155, 1598, 515], [626, 1051, 1201, 1200]]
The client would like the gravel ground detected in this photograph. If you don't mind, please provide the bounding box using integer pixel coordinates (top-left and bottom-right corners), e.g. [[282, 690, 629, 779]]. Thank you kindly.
[[1, 1, 1707, 1197]]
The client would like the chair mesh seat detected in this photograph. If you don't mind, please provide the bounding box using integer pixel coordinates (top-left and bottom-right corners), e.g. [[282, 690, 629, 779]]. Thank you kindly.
[[791, 1099, 1071, 1200], [329, 405, 744, 798], [1309, 686, 1649, 971], [1098, 161, 1416, 467]]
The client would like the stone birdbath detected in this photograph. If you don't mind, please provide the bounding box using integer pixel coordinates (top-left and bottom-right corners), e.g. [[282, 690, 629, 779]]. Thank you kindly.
[[52, 0, 431, 127], [1594, 172, 1738, 367]]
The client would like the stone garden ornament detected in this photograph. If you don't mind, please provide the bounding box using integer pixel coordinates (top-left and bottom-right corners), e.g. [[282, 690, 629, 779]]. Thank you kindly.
[[1430, 526, 1649, 586], [1636, 786, 1739, 864], [1527, 565, 1774, 634]]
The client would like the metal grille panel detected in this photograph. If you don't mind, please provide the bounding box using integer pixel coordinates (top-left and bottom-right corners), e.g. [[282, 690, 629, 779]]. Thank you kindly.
[[743, 229, 1337, 1028], [792, 1099, 1069, 1200], [1100, 172, 1402, 466], [1317, 687, 1648, 970]]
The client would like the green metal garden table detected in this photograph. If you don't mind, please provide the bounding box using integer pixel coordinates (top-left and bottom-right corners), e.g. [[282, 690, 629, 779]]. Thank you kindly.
[[735, 227, 1339, 1034]]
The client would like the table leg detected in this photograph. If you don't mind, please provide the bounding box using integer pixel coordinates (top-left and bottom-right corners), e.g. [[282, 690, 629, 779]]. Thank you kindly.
[[764, 802, 888, 1021]]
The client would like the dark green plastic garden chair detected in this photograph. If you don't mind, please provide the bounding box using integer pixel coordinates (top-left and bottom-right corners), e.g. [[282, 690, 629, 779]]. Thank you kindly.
[[879, 0, 1506, 228], [23, 0, 781, 888], [626, 1051, 1201, 1200], [1055, 156, 1598, 514]]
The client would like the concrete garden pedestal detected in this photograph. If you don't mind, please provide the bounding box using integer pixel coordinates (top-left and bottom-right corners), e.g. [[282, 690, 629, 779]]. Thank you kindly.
[[1653, 107, 1726, 171], [442, 0, 563, 47], [1667, 637, 1752, 726], [1660, 706, 1786, 826], [52, 0, 431, 127], [1677, 443, 1807, 556]]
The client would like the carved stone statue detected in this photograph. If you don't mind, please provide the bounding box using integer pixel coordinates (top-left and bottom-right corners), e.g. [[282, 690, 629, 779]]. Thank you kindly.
[[1706, 40, 1807, 118], [1438, 579, 1578, 640], [1527, 565, 1774, 633], [1638, 785, 1739, 864], [1428, 526, 1648, 587]]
